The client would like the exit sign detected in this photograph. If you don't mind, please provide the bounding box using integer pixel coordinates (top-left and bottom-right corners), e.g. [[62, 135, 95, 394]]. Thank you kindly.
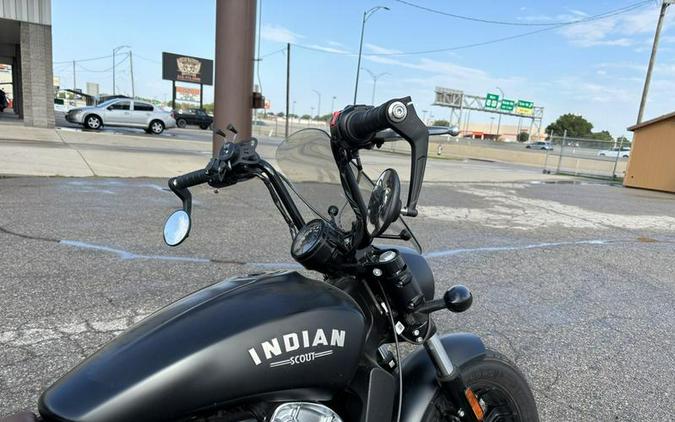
[[516, 99, 534, 116], [485, 93, 499, 109], [500, 99, 515, 112]]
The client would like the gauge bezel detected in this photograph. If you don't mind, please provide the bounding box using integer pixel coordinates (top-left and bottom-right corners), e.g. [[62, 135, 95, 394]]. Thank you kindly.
[[291, 219, 344, 271]]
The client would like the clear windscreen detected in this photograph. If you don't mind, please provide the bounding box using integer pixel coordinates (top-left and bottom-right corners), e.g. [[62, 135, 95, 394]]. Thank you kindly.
[[275, 128, 421, 252]]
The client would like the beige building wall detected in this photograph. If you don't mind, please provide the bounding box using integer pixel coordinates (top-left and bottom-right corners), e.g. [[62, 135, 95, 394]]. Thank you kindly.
[[624, 114, 675, 193]]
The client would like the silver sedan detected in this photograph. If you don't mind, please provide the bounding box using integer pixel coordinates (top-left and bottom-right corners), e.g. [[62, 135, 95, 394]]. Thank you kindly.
[[65, 98, 176, 134]]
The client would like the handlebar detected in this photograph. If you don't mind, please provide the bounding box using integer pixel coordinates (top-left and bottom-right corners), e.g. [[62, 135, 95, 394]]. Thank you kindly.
[[170, 169, 210, 190], [331, 97, 428, 218]]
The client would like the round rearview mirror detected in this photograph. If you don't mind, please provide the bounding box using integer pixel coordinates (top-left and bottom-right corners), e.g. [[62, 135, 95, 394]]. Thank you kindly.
[[448, 125, 460, 137], [163, 210, 191, 246], [367, 169, 402, 237]]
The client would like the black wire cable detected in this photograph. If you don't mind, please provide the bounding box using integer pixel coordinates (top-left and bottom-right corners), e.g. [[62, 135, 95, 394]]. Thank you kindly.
[[76, 53, 128, 72], [290, 0, 651, 57], [395, 0, 651, 27], [53, 54, 114, 65], [378, 282, 403, 422]]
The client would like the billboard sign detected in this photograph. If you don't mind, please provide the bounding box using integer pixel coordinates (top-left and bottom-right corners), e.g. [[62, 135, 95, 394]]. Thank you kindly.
[[162, 52, 213, 85], [176, 86, 201, 103]]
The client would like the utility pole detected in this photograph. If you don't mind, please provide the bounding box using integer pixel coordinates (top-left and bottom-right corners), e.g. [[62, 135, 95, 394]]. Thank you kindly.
[[213, 0, 256, 155], [285, 43, 290, 139], [362, 68, 389, 105], [353, 6, 389, 104], [129, 50, 135, 98], [72, 60, 76, 90], [637, 0, 673, 124], [312, 89, 321, 119], [112, 45, 130, 96], [331, 96, 336, 112]]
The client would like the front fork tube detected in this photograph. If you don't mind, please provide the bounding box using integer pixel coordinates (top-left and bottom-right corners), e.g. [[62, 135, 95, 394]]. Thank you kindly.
[[424, 333, 481, 422]]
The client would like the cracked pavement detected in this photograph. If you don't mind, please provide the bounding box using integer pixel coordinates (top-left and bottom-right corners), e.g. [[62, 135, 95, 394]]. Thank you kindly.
[[0, 172, 673, 421]]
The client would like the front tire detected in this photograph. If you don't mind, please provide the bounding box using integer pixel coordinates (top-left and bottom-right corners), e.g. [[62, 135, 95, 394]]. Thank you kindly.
[[149, 120, 165, 135], [422, 350, 539, 422], [177, 118, 187, 128], [84, 114, 102, 130]]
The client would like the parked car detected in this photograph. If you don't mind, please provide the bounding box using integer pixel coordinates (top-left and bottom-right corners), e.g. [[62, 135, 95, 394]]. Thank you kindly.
[[65, 98, 176, 134], [525, 141, 553, 150], [597, 147, 631, 158], [175, 108, 213, 130]]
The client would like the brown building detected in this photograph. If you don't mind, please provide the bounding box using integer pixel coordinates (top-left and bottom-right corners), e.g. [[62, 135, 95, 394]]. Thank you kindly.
[[624, 111, 675, 193]]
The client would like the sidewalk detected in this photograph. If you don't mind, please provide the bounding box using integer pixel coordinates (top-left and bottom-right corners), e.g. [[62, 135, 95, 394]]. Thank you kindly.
[[0, 125, 573, 183], [0, 125, 211, 177]]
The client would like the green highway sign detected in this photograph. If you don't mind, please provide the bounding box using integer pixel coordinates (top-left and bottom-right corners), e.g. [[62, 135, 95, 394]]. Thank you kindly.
[[485, 93, 499, 109], [500, 99, 515, 112], [516, 99, 534, 116]]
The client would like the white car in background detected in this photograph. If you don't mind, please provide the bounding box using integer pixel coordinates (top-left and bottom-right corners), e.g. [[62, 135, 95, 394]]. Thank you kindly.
[[597, 147, 631, 158], [65, 98, 176, 134]]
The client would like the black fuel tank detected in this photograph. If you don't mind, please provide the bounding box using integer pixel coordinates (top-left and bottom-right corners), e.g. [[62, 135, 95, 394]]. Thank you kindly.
[[39, 271, 366, 422]]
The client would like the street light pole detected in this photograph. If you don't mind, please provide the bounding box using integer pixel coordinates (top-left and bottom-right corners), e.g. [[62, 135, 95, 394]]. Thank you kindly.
[[331, 95, 336, 112], [495, 86, 504, 139], [362, 68, 389, 105], [112, 45, 130, 95], [353, 6, 389, 104], [312, 89, 321, 119], [489, 117, 495, 137], [637, 0, 673, 124]]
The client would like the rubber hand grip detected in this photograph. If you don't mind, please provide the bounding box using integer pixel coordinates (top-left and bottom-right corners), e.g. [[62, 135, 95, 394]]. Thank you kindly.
[[341, 102, 390, 145], [172, 169, 209, 190]]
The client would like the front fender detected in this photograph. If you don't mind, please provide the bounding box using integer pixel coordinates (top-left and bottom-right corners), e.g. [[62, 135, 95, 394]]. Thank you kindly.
[[399, 333, 485, 422]]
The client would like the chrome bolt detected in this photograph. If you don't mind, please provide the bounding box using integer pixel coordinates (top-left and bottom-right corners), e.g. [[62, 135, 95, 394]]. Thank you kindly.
[[373, 268, 383, 277], [413, 329, 420, 336], [387, 101, 407, 122]]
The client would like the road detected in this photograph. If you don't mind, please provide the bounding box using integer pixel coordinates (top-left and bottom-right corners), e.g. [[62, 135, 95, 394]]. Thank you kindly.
[[0, 155, 673, 420]]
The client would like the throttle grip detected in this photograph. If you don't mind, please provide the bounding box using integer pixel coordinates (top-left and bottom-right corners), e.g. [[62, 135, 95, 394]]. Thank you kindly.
[[337, 100, 408, 147], [171, 169, 210, 190]]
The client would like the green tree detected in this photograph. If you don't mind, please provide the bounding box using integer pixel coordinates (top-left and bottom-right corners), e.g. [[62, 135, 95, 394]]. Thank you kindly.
[[432, 119, 449, 126], [300, 114, 311, 121], [617, 135, 630, 145], [590, 130, 613, 142], [517, 132, 530, 143], [276, 112, 285, 117], [319, 113, 333, 122], [546, 114, 593, 138]]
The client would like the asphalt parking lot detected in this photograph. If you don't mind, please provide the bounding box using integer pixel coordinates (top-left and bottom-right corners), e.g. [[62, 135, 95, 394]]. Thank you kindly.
[[0, 172, 673, 420]]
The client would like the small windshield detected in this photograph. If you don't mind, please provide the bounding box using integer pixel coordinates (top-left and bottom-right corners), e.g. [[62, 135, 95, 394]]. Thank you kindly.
[[275, 128, 421, 252]]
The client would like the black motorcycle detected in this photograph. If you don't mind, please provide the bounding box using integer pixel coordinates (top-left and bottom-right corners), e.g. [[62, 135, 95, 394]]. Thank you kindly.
[[4, 98, 538, 422]]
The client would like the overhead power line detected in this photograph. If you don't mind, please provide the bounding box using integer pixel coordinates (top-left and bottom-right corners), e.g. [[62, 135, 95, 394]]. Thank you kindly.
[[290, 0, 652, 57], [395, 0, 651, 27], [53, 53, 113, 65], [76, 53, 128, 72]]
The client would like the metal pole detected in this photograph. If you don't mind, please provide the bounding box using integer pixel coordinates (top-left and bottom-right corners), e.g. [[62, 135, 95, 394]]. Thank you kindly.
[[129, 51, 135, 98], [556, 129, 567, 174], [172, 80, 176, 110], [112, 49, 115, 95], [312, 89, 321, 118], [331, 96, 336, 112], [213, 0, 257, 155], [637, 1, 672, 124], [353, 11, 366, 104], [495, 87, 504, 138], [543, 131, 552, 173], [72, 60, 76, 90], [611, 136, 624, 179], [285, 43, 290, 139], [199, 84, 203, 109], [489, 117, 494, 136]]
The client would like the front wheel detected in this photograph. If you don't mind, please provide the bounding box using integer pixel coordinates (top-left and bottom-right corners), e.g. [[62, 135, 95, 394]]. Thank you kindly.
[[422, 350, 539, 422], [149, 120, 165, 134]]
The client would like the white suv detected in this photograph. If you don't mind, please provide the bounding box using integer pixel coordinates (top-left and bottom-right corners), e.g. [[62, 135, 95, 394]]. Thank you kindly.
[[66, 98, 177, 134]]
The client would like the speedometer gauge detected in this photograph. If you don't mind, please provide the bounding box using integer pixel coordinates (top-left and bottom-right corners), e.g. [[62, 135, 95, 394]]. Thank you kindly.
[[291, 219, 344, 271]]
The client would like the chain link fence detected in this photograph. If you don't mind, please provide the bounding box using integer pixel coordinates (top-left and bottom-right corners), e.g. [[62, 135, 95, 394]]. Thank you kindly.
[[542, 134, 630, 180]]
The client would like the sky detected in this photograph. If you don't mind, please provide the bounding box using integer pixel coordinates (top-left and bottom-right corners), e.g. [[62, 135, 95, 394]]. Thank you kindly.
[[51, 0, 675, 138]]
